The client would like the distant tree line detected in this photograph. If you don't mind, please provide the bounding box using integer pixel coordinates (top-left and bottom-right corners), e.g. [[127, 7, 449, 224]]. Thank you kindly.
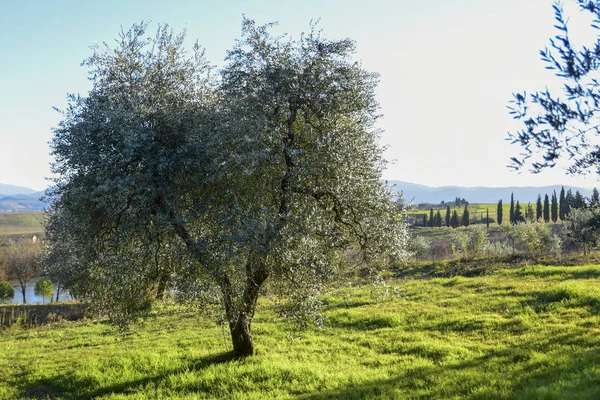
[[415, 197, 469, 210], [422, 204, 472, 228], [414, 186, 600, 229], [498, 186, 599, 225]]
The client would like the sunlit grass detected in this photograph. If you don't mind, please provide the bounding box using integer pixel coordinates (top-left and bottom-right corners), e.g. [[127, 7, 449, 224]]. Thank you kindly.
[[2, 264, 600, 399]]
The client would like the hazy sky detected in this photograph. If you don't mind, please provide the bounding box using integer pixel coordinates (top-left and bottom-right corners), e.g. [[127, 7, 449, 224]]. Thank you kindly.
[[1, 0, 598, 190]]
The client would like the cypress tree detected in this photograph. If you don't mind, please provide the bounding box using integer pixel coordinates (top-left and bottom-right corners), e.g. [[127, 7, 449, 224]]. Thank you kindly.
[[436, 210, 442, 227], [591, 188, 600, 207], [526, 202, 534, 222], [423, 213, 428, 227], [559, 186, 566, 220], [565, 189, 574, 215], [574, 190, 585, 209], [543, 194, 550, 223], [509, 193, 515, 224], [515, 201, 525, 223], [536, 194, 543, 221], [445, 206, 451, 227], [462, 204, 470, 227], [551, 191, 558, 223], [450, 210, 459, 228], [497, 200, 503, 225], [486, 209, 489, 228], [429, 208, 434, 227]]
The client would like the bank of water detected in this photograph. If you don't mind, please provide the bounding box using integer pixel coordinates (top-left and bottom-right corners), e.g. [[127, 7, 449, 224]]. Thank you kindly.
[[7, 278, 72, 304]]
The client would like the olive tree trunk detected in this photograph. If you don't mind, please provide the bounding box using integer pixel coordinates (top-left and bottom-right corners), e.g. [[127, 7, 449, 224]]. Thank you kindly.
[[173, 218, 268, 358], [230, 312, 255, 357], [225, 263, 268, 358], [156, 274, 168, 301]]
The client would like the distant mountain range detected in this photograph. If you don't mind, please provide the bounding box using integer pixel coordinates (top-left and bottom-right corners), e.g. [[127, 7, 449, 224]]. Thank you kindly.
[[0, 184, 38, 196], [0, 185, 45, 212], [388, 181, 594, 204], [0, 181, 595, 212]]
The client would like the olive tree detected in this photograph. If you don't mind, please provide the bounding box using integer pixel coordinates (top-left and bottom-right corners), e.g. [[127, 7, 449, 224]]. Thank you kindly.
[[504, 221, 562, 259], [406, 235, 431, 261], [451, 225, 491, 259], [45, 20, 408, 357]]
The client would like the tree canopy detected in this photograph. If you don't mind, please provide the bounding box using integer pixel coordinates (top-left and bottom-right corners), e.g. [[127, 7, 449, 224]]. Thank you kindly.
[[5, 241, 41, 304], [44, 20, 408, 357], [34, 278, 54, 304], [566, 207, 600, 255]]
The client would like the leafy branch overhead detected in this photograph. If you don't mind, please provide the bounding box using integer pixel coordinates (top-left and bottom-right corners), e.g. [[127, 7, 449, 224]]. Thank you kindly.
[[508, 0, 600, 175]]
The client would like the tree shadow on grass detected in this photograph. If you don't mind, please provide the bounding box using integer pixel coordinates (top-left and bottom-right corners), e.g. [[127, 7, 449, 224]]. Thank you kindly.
[[22, 352, 235, 400], [324, 300, 372, 311], [396, 256, 528, 280], [520, 288, 600, 314], [298, 340, 600, 400], [21, 331, 600, 399], [326, 313, 399, 331], [516, 267, 600, 280]]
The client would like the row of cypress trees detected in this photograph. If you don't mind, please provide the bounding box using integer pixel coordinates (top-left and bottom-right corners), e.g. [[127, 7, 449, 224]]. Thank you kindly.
[[419, 186, 599, 228], [424, 204, 479, 228], [497, 187, 599, 225]]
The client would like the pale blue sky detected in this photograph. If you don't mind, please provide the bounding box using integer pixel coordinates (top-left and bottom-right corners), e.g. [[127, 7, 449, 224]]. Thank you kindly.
[[0, 0, 597, 190]]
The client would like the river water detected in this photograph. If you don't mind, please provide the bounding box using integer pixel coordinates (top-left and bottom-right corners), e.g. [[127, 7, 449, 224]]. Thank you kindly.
[[5, 278, 72, 304]]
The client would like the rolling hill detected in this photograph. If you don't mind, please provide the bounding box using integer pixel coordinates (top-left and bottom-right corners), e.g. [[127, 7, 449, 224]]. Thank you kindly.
[[0, 184, 38, 196], [0, 181, 596, 213], [388, 180, 594, 204], [0, 192, 45, 212], [0, 212, 45, 235]]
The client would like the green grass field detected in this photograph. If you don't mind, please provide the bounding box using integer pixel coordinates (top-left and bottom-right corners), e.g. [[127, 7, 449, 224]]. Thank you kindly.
[[2, 264, 600, 399], [0, 212, 45, 236]]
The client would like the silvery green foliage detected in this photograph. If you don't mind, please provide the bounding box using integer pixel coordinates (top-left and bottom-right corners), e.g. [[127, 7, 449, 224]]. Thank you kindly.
[[451, 225, 491, 259], [370, 273, 402, 301], [44, 20, 408, 353], [45, 22, 216, 324], [503, 221, 562, 259], [406, 235, 431, 260], [483, 241, 512, 257]]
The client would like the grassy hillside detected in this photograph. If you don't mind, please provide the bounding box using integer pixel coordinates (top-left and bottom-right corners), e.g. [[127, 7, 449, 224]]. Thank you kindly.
[[0, 212, 45, 236], [2, 264, 600, 399]]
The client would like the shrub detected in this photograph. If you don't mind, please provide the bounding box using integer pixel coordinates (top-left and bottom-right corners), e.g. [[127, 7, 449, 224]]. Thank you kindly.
[[34, 278, 54, 304], [505, 221, 561, 259], [483, 241, 511, 257], [451, 225, 491, 259], [407, 235, 431, 260], [565, 207, 600, 255], [0, 282, 14, 303]]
